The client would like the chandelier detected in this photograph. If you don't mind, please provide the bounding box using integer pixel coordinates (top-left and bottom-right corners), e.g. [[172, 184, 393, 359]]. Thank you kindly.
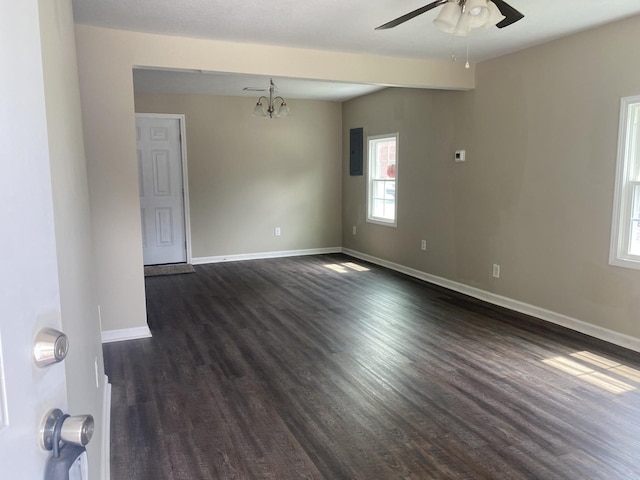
[[252, 78, 290, 119]]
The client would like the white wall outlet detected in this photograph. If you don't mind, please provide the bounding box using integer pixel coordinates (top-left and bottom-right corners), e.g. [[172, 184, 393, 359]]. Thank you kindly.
[[421, 239, 427, 251], [455, 149, 466, 162], [353, 225, 357, 235], [274, 227, 281, 237], [493, 264, 500, 278]]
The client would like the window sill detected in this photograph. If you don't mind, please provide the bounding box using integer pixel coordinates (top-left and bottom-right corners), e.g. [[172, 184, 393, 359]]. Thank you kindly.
[[366, 218, 397, 228], [609, 256, 640, 270]]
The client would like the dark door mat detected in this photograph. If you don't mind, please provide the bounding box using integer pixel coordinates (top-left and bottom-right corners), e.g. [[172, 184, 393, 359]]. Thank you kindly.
[[144, 263, 196, 277]]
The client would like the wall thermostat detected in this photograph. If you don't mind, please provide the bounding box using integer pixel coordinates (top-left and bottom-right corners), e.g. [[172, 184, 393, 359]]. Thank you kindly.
[[455, 150, 466, 162]]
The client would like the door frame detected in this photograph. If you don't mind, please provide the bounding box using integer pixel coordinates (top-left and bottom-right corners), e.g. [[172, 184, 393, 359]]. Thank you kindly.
[[135, 113, 192, 264]]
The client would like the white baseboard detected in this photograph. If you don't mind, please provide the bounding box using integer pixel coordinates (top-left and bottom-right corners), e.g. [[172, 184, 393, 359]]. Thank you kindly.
[[343, 248, 640, 353], [101, 326, 152, 343], [101, 375, 111, 480], [192, 247, 342, 265]]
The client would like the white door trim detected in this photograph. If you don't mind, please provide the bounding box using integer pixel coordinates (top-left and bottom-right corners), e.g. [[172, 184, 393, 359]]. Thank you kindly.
[[135, 113, 192, 264]]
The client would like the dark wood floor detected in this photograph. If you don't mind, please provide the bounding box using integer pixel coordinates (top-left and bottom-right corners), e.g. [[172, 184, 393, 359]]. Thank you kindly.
[[104, 254, 640, 479]]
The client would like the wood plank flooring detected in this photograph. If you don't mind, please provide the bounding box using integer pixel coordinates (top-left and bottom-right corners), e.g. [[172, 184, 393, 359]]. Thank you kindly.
[[104, 254, 640, 479]]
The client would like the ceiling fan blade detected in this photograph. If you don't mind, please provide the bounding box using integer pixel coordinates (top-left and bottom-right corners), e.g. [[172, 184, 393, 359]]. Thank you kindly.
[[492, 0, 524, 28], [375, 0, 447, 30]]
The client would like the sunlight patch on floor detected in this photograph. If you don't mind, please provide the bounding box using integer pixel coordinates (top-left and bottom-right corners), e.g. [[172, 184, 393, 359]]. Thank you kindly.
[[543, 351, 639, 394], [325, 262, 370, 273], [571, 350, 640, 383]]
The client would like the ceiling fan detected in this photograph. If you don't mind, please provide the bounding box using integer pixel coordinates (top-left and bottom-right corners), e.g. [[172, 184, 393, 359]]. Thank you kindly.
[[375, 0, 524, 35]]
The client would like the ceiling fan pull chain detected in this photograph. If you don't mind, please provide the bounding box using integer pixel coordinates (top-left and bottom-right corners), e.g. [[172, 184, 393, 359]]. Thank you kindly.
[[465, 40, 470, 69], [451, 35, 458, 62]]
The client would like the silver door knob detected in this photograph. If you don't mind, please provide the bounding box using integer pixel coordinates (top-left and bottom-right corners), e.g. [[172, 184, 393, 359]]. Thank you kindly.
[[41, 409, 94, 451]]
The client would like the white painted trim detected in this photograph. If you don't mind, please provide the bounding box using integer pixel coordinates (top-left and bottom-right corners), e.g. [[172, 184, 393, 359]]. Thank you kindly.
[[366, 133, 399, 228], [135, 113, 193, 264], [192, 247, 342, 265], [0, 329, 8, 432], [342, 248, 640, 353], [101, 376, 111, 480], [101, 326, 152, 343], [609, 96, 640, 270], [178, 115, 193, 264]]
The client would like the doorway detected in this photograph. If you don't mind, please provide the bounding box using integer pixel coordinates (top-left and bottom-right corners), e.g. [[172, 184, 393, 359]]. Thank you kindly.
[[136, 114, 191, 265]]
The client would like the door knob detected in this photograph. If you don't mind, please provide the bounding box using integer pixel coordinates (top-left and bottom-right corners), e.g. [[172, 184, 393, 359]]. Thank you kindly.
[[41, 409, 94, 452]]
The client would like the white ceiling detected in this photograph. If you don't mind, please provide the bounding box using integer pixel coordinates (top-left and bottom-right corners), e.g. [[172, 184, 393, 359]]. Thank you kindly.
[[73, 0, 640, 101]]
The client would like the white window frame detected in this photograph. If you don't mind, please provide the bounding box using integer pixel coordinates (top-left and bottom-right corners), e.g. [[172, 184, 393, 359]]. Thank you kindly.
[[610, 94, 640, 269], [366, 133, 399, 227]]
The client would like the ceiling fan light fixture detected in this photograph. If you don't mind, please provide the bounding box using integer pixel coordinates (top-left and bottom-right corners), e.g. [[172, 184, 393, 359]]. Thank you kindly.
[[467, 11, 490, 29], [464, 0, 491, 29], [465, 0, 487, 16], [439, 0, 503, 36], [452, 9, 473, 36], [433, 1, 462, 34], [375, 0, 523, 34], [484, 1, 506, 29]]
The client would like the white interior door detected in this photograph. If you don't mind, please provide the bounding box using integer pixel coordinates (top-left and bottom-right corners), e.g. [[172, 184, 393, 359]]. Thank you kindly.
[[136, 115, 187, 265], [0, 244, 68, 479], [0, 1, 68, 475]]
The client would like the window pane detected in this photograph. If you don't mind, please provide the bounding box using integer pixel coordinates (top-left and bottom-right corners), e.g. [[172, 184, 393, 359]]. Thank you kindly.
[[372, 180, 385, 198], [381, 201, 394, 220], [610, 96, 640, 268], [629, 184, 640, 255], [372, 198, 394, 220], [373, 140, 396, 180], [372, 198, 385, 218], [367, 134, 398, 226], [384, 181, 395, 200], [629, 107, 640, 181], [629, 221, 640, 256]]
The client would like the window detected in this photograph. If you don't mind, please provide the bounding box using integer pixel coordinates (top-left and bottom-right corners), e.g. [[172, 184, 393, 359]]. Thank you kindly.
[[367, 133, 398, 226], [610, 95, 640, 269]]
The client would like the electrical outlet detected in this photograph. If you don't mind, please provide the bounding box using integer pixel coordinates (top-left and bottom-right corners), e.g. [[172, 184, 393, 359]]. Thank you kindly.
[[421, 239, 427, 251], [275, 227, 281, 237], [353, 225, 357, 235], [493, 264, 500, 278]]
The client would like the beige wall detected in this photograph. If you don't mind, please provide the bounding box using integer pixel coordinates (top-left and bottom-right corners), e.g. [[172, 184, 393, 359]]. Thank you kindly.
[[343, 87, 459, 273], [39, 0, 106, 477], [76, 17, 640, 342], [74, 25, 473, 333], [134, 94, 342, 257], [343, 15, 640, 343]]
